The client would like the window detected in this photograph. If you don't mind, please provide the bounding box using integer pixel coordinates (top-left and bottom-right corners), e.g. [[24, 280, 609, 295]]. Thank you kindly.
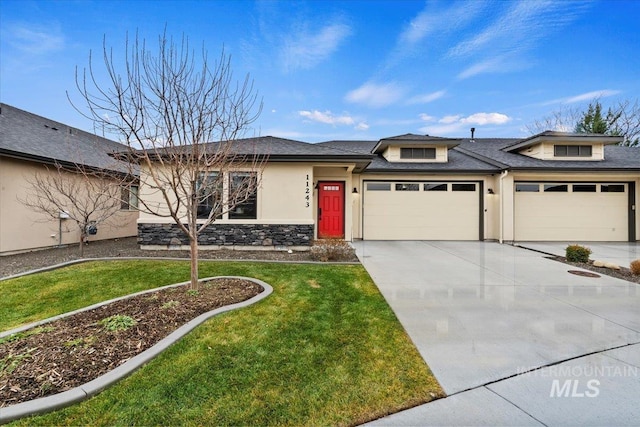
[[515, 184, 539, 192], [400, 147, 436, 159], [544, 184, 568, 192], [424, 183, 447, 191], [572, 184, 596, 192], [229, 172, 257, 219], [367, 182, 391, 191], [554, 145, 592, 157], [196, 172, 223, 219], [120, 185, 139, 210], [601, 184, 625, 193], [452, 183, 476, 192], [395, 183, 419, 191]]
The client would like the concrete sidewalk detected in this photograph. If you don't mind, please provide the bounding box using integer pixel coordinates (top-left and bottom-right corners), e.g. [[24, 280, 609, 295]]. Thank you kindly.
[[355, 241, 640, 426]]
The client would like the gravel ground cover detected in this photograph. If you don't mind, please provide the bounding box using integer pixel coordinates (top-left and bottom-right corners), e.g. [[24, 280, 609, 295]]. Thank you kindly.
[[0, 237, 326, 278]]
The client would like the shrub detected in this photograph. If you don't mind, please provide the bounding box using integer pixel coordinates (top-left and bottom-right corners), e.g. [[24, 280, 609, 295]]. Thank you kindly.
[[99, 315, 137, 332], [565, 244, 592, 263], [631, 259, 640, 276], [310, 239, 355, 262]]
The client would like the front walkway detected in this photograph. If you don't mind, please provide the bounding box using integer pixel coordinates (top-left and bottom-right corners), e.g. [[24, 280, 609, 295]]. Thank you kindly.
[[354, 241, 640, 426]]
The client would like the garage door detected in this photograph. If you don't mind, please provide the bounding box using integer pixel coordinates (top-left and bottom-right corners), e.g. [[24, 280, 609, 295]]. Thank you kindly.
[[363, 181, 480, 240], [514, 182, 628, 241]]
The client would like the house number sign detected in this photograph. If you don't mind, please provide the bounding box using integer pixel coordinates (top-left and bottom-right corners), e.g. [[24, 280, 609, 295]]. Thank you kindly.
[[305, 174, 311, 208]]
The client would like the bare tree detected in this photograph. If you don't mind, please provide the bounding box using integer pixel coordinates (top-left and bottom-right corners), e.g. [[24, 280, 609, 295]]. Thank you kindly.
[[72, 32, 264, 289], [525, 105, 582, 135], [20, 162, 131, 256], [527, 98, 640, 146]]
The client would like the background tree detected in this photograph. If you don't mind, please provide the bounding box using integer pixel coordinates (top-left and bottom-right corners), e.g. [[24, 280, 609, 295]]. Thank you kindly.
[[574, 101, 620, 134], [72, 32, 263, 289], [20, 162, 131, 256], [527, 99, 640, 146]]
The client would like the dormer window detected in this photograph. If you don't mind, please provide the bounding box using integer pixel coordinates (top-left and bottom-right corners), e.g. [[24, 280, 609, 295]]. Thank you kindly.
[[554, 145, 592, 157], [400, 147, 436, 159]]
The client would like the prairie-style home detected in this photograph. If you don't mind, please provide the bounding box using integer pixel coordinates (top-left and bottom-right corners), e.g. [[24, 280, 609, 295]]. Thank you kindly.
[[137, 132, 640, 249], [0, 104, 138, 255], [2, 103, 638, 255]]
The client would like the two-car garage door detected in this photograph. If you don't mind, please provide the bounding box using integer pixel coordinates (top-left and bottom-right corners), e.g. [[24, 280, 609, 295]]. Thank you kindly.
[[514, 182, 630, 241], [363, 181, 481, 240]]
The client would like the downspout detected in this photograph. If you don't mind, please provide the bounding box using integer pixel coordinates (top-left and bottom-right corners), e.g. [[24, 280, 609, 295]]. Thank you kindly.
[[499, 170, 509, 244]]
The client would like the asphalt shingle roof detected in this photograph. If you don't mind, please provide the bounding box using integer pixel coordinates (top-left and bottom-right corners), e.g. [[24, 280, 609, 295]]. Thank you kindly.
[[459, 138, 640, 170], [3, 102, 638, 174], [0, 103, 131, 172]]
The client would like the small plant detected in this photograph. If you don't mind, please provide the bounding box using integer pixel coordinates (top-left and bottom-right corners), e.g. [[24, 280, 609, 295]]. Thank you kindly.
[[187, 289, 199, 297], [64, 336, 96, 348], [310, 239, 355, 262], [0, 326, 55, 345], [631, 259, 640, 276], [0, 348, 37, 376], [99, 315, 137, 332], [161, 300, 180, 309], [566, 244, 592, 263]]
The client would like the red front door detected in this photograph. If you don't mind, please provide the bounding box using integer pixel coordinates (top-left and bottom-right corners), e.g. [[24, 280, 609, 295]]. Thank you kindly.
[[318, 181, 345, 239]]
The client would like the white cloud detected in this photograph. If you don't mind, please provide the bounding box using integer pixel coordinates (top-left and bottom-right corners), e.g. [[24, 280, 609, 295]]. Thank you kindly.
[[407, 90, 446, 105], [281, 23, 352, 71], [420, 112, 512, 135], [299, 110, 354, 125], [539, 89, 622, 106], [355, 122, 370, 131], [439, 115, 462, 124], [345, 82, 406, 108], [399, 2, 486, 46], [419, 114, 436, 122], [562, 90, 622, 104], [6, 23, 64, 55], [461, 112, 511, 125], [447, 1, 590, 79]]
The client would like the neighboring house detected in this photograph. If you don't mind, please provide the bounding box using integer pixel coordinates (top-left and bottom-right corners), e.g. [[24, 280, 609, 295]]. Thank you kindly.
[[0, 104, 138, 255], [137, 131, 640, 249]]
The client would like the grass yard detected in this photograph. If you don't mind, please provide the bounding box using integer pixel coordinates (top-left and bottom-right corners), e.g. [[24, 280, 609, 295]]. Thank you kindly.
[[1, 260, 443, 426]]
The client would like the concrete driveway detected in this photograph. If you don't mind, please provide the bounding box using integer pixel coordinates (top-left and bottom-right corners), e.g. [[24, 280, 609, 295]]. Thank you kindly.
[[354, 241, 640, 426], [517, 241, 640, 267]]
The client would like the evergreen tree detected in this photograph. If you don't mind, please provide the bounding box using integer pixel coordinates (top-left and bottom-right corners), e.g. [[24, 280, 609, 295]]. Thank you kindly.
[[574, 101, 622, 135]]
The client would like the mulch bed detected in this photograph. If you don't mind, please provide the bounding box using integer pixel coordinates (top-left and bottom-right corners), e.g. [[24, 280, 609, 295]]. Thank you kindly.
[[551, 256, 640, 284], [0, 278, 262, 407]]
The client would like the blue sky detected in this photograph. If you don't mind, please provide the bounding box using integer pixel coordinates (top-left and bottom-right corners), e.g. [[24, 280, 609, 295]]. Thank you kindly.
[[2, 0, 639, 142]]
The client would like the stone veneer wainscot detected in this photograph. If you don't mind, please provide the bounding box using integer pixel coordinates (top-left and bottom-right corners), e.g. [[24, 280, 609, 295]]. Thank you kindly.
[[138, 223, 314, 248]]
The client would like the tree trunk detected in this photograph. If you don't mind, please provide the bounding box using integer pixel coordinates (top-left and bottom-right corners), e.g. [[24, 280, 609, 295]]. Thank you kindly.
[[79, 231, 85, 257], [189, 236, 199, 290]]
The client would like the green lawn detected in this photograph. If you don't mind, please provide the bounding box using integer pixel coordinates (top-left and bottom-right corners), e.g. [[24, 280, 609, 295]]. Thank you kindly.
[[2, 260, 443, 426]]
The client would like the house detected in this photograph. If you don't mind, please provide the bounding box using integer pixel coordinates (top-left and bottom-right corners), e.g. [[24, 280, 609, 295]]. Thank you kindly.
[[136, 131, 640, 249], [0, 104, 138, 255]]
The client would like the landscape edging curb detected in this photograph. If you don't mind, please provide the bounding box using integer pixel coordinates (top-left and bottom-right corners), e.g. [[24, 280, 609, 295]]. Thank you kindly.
[[0, 276, 273, 424]]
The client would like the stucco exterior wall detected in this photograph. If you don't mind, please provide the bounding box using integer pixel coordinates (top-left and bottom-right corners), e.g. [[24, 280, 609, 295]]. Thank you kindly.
[[382, 146, 448, 163], [520, 142, 604, 161], [0, 156, 138, 255], [137, 162, 316, 225]]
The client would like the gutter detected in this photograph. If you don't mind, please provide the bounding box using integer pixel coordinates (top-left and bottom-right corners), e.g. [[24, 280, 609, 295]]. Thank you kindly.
[[499, 170, 509, 244]]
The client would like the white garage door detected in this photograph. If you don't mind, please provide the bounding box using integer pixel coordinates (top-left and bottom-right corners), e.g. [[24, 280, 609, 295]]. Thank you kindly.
[[514, 182, 628, 241], [363, 181, 480, 240]]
